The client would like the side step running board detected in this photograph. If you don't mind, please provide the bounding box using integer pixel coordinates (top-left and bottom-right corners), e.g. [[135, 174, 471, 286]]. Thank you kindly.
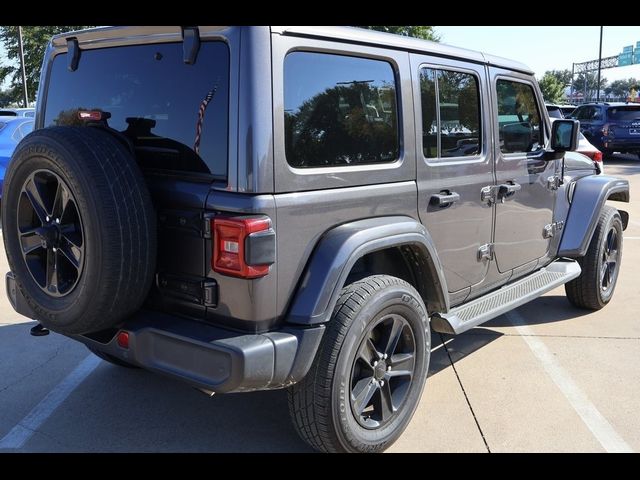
[[431, 260, 581, 335]]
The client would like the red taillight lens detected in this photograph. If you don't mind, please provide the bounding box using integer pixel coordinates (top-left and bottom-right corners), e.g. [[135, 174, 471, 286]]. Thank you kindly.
[[593, 150, 603, 163], [212, 217, 271, 278], [116, 331, 130, 349]]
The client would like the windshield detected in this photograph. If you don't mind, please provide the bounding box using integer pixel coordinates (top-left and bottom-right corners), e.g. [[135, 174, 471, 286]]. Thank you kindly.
[[44, 41, 229, 179], [608, 106, 640, 122]]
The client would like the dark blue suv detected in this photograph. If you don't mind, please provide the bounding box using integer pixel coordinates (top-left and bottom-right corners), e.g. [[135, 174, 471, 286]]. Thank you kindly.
[[569, 102, 640, 158]]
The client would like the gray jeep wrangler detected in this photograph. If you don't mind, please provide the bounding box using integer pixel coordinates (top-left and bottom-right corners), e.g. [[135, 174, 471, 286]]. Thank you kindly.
[[2, 26, 629, 453]]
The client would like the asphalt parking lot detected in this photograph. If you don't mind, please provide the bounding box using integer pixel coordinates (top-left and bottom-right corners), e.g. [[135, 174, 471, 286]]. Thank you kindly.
[[0, 155, 638, 453]]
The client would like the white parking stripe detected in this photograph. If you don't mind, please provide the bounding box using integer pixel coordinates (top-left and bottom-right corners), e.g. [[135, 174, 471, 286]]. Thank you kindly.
[[506, 310, 633, 453], [0, 355, 101, 449]]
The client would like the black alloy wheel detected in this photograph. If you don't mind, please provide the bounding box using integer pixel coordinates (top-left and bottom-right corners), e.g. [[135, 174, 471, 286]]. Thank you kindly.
[[18, 169, 84, 297]]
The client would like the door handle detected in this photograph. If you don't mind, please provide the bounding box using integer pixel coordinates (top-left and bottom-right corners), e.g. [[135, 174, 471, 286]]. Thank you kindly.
[[430, 191, 460, 207], [497, 182, 521, 202]]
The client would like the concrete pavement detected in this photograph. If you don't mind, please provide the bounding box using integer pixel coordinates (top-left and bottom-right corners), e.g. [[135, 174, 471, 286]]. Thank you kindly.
[[1, 154, 638, 452]]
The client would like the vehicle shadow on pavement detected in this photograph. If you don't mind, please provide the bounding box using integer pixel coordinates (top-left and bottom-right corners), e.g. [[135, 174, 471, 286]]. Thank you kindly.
[[429, 328, 502, 377], [483, 295, 591, 327]]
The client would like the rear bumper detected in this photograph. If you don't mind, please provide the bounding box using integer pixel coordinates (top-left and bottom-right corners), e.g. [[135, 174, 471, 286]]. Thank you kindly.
[[6, 272, 324, 394], [601, 139, 640, 152], [74, 312, 324, 393]]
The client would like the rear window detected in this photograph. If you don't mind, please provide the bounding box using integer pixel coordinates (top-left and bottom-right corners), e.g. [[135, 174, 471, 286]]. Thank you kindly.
[[44, 42, 229, 178], [607, 106, 640, 121], [0, 111, 18, 116], [284, 52, 399, 168]]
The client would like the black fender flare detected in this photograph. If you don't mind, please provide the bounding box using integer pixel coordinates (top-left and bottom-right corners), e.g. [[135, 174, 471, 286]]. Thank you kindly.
[[286, 216, 449, 325], [558, 175, 629, 257]]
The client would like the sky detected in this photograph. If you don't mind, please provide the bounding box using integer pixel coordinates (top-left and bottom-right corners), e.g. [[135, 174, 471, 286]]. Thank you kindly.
[[435, 26, 640, 82]]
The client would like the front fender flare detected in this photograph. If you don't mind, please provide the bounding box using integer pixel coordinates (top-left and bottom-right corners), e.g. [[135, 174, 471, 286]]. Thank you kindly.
[[286, 216, 449, 325], [558, 175, 629, 257]]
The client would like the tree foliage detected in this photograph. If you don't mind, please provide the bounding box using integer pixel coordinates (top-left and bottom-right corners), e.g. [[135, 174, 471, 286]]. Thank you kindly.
[[572, 72, 607, 101], [359, 26, 439, 41], [538, 72, 566, 104], [605, 78, 640, 99], [0, 26, 95, 104]]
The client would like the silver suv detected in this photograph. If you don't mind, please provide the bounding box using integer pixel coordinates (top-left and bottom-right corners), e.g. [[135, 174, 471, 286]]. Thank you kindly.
[[1, 26, 630, 452]]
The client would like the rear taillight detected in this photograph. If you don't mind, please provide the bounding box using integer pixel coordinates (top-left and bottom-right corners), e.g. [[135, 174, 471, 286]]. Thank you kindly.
[[580, 150, 603, 163], [212, 216, 273, 278], [592, 150, 603, 163]]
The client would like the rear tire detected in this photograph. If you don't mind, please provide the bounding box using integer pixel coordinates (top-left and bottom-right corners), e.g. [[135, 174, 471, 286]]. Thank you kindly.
[[288, 275, 430, 453], [565, 206, 623, 310]]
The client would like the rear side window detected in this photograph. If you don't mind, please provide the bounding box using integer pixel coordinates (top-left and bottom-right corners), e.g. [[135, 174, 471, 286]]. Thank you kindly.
[[420, 67, 482, 159], [284, 52, 399, 168], [607, 106, 640, 121], [44, 42, 229, 178], [496, 79, 542, 154]]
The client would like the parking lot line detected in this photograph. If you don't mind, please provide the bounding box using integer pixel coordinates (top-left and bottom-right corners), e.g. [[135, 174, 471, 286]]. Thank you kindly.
[[505, 310, 633, 453], [0, 355, 101, 450]]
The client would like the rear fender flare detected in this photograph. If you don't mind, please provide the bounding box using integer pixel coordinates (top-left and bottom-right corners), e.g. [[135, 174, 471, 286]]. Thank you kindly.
[[286, 216, 449, 325]]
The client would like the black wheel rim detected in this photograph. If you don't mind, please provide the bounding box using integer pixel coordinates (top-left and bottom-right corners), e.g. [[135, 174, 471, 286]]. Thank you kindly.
[[600, 227, 619, 293], [17, 169, 85, 297], [350, 313, 417, 430]]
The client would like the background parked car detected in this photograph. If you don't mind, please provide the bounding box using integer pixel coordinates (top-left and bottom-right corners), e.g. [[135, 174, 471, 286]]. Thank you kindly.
[[0, 108, 35, 118], [567, 102, 640, 159], [0, 116, 34, 197]]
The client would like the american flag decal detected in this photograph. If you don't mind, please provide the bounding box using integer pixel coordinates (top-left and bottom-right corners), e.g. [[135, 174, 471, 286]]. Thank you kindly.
[[194, 85, 218, 155]]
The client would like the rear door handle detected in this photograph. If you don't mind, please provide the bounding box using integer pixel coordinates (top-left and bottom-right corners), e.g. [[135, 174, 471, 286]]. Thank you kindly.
[[430, 191, 460, 207], [497, 182, 521, 202]]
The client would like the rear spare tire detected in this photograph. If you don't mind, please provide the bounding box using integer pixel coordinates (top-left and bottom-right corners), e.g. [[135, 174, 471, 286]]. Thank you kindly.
[[1, 126, 156, 334]]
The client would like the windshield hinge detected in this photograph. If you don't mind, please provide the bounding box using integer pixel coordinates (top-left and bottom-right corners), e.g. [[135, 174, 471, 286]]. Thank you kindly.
[[67, 37, 80, 71], [181, 26, 201, 65]]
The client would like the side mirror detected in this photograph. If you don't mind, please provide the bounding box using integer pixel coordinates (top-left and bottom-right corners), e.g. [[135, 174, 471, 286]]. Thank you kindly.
[[503, 122, 532, 152], [551, 119, 579, 152]]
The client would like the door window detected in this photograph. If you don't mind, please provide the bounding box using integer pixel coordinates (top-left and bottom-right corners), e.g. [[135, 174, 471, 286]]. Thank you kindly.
[[496, 80, 542, 154]]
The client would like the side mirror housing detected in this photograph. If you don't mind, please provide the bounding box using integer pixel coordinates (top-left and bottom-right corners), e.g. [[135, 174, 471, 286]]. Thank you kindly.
[[551, 119, 579, 152]]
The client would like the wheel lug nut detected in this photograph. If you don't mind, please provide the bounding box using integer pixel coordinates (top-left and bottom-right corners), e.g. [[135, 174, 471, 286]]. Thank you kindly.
[[55, 218, 60, 224], [52, 247, 57, 252], [387, 366, 392, 371], [373, 361, 378, 367], [380, 380, 385, 387], [46, 216, 50, 222], [383, 354, 388, 359]]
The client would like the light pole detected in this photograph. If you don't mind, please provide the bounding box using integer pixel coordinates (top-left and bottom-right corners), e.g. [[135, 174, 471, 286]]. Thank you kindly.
[[596, 26, 603, 102], [17, 26, 29, 108]]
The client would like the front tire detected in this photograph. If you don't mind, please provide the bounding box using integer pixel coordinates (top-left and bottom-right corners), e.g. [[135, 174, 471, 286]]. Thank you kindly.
[[288, 275, 430, 453], [565, 205, 623, 310]]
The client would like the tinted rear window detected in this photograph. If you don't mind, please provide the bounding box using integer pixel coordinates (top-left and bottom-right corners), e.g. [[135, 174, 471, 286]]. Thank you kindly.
[[284, 52, 399, 168], [0, 111, 18, 116], [607, 106, 640, 121], [44, 42, 229, 178]]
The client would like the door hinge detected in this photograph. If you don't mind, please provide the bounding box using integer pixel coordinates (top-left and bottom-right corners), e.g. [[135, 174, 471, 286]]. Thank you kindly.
[[543, 221, 564, 239], [480, 185, 497, 205], [546, 175, 562, 191], [477, 243, 494, 261]]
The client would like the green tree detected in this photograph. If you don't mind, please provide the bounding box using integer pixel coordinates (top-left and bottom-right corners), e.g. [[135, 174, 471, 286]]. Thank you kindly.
[[538, 72, 566, 104], [605, 78, 639, 99], [359, 26, 439, 41], [0, 86, 20, 107], [573, 72, 607, 101], [546, 69, 572, 86], [0, 26, 95, 104]]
